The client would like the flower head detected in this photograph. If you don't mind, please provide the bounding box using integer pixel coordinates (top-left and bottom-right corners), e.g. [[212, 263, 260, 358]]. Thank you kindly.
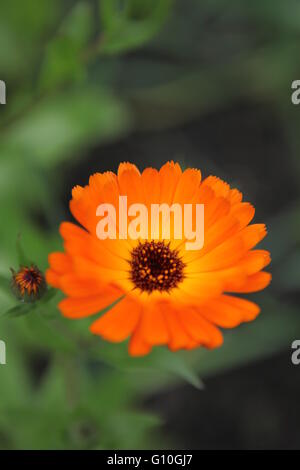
[[46, 161, 271, 356], [11, 265, 47, 302]]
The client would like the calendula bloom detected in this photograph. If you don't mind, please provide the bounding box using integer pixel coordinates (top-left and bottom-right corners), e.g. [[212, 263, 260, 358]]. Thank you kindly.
[[11, 265, 47, 302], [46, 162, 271, 356]]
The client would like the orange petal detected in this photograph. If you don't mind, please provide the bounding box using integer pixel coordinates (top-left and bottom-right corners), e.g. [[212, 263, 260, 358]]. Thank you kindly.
[[187, 224, 267, 272], [69, 195, 91, 233], [230, 202, 255, 229], [59, 292, 122, 318], [238, 250, 271, 274], [173, 168, 201, 204], [227, 271, 272, 293], [159, 161, 182, 205], [174, 275, 223, 304], [200, 295, 260, 328], [118, 162, 144, 206], [204, 196, 231, 230], [45, 269, 61, 288], [70, 171, 120, 236], [184, 214, 239, 264], [60, 221, 129, 271], [129, 326, 152, 356], [177, 308, 223, 348], [202, 175, 230, 199], [194, 184, 215, 205], [242, 224, 267, 251], [90, 296, 141, 342], [163, 306, 198, 351], [72, 185, 84, 200], [118, 162, 140, 178], [188, 235, 245, 272], [71, 256, 131, 291], [48, 252, 72, 274], [88, 171, 117, 202], [138, 302, 169, 345], [59, 274, 122, 298], [228, 188, 243, 205], [141, 167, 160, 206]]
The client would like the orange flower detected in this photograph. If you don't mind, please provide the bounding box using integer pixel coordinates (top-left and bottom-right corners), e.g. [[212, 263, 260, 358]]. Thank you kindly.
[[46, 162, 271, 356]]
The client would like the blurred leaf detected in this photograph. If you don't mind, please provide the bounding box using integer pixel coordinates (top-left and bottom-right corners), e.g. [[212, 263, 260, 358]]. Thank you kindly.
[[1, 303, 33, 318], [0, 0, 59, 77], [96, 341, 203, 389], [39, 36, 86, 92], [62, 1, 93, 48], [1, 288, 57, 319], [149, 348, 204, 389], [22, 312, 77, 354], [3, 88, 132, 167], [100, 0, 173, 54], [39, 2, 93, 91]]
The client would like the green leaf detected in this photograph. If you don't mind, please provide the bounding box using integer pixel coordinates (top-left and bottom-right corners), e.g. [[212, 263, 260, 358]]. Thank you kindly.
[[0, 0, 58, 77], [39, 36, 86, 92], [99, 0, 173, 55], [1, 303, 33, 318], [21, 311, 77, 354], [38, 1, 93, 91], [4, 87, 131, 167], [1, 288, 58, 319], [149, 348, 204, 389], [96, 341, 203, 390], [61, 1, 93, 48]]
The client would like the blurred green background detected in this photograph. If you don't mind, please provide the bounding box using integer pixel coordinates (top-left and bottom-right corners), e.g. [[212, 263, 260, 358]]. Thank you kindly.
[[0, 0, 300, 450]]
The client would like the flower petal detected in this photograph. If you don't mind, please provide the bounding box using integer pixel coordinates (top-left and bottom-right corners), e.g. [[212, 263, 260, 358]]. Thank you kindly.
[[138, 302, 169, 345], [90, 296, 141, 342], [177, 307, 223, 348], [163, 306, 199, 351], [227, 271, 272, 293], [159, 161, 182, 205], [173, 168, 202, 204], [129, 326, 152, 356], [59, 292, 122, 318], [200, 295, 260, 327]]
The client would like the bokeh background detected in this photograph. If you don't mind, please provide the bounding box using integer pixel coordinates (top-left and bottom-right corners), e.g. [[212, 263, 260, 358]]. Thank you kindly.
[[0, 0, 299, 450]]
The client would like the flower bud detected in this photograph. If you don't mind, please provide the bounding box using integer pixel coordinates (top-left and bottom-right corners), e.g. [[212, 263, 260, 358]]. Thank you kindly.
[[11, 265, 47, 303]]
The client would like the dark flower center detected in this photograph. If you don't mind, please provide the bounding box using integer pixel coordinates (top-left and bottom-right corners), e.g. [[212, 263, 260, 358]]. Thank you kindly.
[[23, 268, 41, 284], [129, 240, 185, 293]]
